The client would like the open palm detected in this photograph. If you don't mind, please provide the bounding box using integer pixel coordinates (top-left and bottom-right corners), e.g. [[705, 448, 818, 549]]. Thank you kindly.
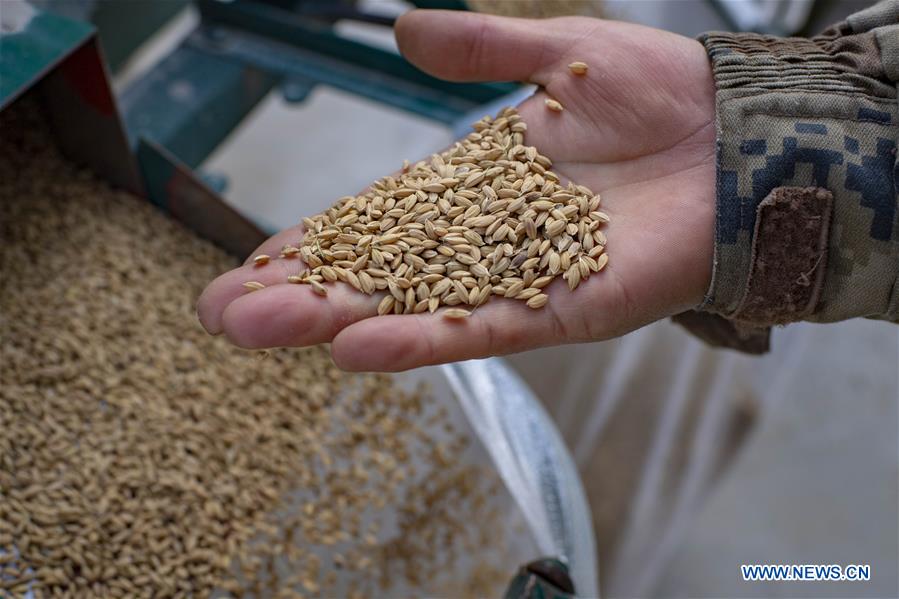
[[198, 10, 717, 371]]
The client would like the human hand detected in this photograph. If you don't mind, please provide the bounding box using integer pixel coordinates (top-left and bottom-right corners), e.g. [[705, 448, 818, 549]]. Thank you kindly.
[[197, 9, 717, 371]]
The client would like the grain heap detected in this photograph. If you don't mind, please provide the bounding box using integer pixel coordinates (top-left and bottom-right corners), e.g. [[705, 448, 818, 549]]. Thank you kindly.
[[276, 107, 609, 317], [0, 101, 527, 597]]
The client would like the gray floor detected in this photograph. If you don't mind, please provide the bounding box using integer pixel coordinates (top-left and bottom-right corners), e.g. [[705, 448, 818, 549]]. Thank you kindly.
[[204, 86, 453, 234], [655, 320, 898, 598]]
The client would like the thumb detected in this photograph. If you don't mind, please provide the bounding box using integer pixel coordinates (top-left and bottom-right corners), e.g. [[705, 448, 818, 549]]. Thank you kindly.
[[395, 9, 567, 84]]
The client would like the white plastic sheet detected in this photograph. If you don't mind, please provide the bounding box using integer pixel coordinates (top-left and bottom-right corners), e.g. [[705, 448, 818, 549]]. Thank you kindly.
[[444, 358, 599, 597], [507, 320, 759, 596], [508, 316, 898, 598]]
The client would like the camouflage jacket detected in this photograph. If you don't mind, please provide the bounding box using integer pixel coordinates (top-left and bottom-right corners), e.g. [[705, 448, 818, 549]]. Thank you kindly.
[[676, 0, 899, 353]]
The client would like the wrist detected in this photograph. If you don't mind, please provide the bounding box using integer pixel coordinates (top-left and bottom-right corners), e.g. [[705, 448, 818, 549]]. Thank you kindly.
[[696, 25, 898, 325]]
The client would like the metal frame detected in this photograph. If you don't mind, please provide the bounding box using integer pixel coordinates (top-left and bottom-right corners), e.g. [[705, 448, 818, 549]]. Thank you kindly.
[[119, 0, 518, 168], [3, 0, 520, 259], [1, 0, 266, 258]]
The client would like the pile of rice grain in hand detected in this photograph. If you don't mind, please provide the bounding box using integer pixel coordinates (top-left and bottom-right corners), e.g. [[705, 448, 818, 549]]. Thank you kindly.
[[247, 107, 609, 319], [0, 100, 519, 598]]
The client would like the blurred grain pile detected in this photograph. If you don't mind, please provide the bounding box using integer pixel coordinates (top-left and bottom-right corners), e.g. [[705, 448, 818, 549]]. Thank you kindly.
[[0, 101, 512, 598]]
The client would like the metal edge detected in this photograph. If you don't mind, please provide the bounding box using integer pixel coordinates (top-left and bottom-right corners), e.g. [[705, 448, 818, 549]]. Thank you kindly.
[[37, 36, 144, 195], [137, 137, 268, 259], [0, 1, 94, 110]]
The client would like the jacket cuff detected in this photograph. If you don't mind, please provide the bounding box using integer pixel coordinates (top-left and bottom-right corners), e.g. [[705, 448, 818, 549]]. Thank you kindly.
[[696, 17, 898, 328]]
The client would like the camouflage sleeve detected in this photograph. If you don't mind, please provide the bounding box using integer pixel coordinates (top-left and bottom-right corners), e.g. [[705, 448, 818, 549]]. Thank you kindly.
[[676, 0, 899, 353]]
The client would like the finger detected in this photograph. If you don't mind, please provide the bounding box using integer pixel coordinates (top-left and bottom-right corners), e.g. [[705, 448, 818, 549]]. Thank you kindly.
[[220, 283, 380, 349], [197, 257, 307, 334], [242, 225, 305, 266], [395, 10, 574, 84], [329, 295, 569, 372]]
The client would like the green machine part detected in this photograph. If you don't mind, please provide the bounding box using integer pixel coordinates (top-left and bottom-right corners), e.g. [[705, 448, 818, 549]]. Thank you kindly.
[[22, 0, 189, 73], [9, 0, 520, 240], [505, 558, 578, 599], [0, 0, 266, 259], [0, 0, 141, 194], [0, 2, 92, 102], [118, 0, 519, 170]]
